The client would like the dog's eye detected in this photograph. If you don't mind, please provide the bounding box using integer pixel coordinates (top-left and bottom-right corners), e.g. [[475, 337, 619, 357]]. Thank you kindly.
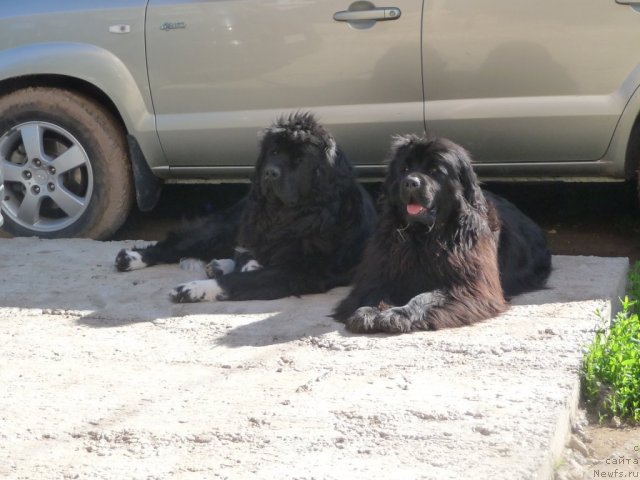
[[270, 149, 279, 156]]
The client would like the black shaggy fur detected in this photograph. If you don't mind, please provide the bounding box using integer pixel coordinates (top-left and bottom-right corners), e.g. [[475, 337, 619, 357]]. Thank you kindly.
[[333, 135, 551, 333], [116, 112, 376, 302]]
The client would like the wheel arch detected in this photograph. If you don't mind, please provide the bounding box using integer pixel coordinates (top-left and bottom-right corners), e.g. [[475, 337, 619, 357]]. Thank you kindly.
[[0, 43, 167, 211], [0, 42, 165, 168], [0, 74, 127, 133], [622, 112, 640, 181], [605, 68, 640, 181]]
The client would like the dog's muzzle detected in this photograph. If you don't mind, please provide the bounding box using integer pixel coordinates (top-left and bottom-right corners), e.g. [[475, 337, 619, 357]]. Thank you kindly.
[[260, 164, 299, 206], [400, 174, 436, 224], [402, 174, 421, 193], [262, 165, 281, 182], [400, 174, 427, 204]]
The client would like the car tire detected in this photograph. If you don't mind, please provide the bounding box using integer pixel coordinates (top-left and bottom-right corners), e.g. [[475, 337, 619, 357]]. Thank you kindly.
[[0, 87, 134, 239]]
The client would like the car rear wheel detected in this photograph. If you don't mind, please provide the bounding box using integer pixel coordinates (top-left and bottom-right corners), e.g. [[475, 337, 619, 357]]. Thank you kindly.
[[0, 87, 134, 239]]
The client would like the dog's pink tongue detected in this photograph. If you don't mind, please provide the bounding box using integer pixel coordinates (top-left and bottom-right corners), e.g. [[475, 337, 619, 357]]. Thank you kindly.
[[406, 204, 426, 215]]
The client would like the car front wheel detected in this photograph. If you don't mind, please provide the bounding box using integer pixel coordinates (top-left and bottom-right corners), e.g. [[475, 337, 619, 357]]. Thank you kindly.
[[0, 87, 134, 239]]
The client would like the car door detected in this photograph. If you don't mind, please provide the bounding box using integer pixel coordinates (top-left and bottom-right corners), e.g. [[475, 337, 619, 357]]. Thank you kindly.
[[422, 0, 640, 169], [145, 0, 424, 175]]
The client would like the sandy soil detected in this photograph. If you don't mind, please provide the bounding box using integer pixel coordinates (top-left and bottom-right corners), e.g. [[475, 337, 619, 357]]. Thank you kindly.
[[0, 236, 630, 479]]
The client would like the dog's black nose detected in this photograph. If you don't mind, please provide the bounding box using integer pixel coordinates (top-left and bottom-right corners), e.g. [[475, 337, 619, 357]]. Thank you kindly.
[[403, 175, 421, 191], [263, 165, 281, 181]]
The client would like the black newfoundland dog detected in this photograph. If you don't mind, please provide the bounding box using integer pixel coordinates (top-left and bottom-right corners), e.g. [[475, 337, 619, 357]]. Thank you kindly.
[[115, 112, 376, 302], [333, 135, 552, 334]]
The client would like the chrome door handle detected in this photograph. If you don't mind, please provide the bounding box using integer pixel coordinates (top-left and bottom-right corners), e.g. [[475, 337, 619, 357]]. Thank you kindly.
[[333, 7, 401, 22]]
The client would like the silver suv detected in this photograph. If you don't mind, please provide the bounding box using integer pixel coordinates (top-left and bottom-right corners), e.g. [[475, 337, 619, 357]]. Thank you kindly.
[[1, 1, 640, 239]]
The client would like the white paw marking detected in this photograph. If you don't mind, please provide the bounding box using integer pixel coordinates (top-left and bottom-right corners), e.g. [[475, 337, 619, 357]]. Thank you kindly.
[[123, 251, 146, 270], [241, 259, 262, 272], [171, 279, 223, 303], [213, 258, 236, 275], [179, 258, 207, 274]]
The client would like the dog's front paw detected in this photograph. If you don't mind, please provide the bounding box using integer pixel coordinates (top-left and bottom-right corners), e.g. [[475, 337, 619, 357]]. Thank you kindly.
[[115, 249, 146, 272], [205, 259, 236, 278], [344, 306, 380, 333], [374, 307, 412, 334], [169, 279, 227, 303]]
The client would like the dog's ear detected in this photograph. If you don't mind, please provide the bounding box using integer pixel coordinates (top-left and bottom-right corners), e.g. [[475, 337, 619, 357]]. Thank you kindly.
[[251, 134, 272, 197], [301, 114, 337, 168], [324, 136, 338, 166], [451, 143, 486, 212], [383, 134, 416, 192], [328, 146, 355, 180]]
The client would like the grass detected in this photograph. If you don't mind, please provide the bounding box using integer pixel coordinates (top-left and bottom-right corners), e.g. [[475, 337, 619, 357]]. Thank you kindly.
[[581, 262, 640, 423]]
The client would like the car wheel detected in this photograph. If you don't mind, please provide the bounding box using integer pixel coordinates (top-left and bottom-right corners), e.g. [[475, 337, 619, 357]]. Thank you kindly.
[[0, 87, 134, 239]]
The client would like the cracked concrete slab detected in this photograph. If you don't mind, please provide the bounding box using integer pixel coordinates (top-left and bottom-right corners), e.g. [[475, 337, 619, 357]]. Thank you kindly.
[[0, 238, 629, 479]]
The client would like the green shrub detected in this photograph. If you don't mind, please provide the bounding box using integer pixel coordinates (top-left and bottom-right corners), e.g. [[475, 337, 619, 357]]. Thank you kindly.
[[581, 262, 640, 423], [627, 262, 640, 314]]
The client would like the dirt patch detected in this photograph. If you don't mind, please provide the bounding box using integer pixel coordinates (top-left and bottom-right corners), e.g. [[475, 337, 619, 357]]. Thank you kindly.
[[555, 412, 640, 480], [585, 423, 640, 460]]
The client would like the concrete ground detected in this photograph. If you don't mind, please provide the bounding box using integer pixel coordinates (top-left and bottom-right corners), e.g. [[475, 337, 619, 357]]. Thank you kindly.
[[0, 237, 629, 480]]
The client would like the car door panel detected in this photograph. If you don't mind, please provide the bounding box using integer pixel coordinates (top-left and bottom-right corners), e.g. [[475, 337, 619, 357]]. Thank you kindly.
[[422, 0, 640, 164], [146, 0, 424, 170]]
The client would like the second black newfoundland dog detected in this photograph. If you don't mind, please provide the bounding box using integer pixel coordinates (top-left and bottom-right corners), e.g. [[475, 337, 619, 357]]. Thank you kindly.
[[115, 112, 376, 302], [334, 135, 552, 333]]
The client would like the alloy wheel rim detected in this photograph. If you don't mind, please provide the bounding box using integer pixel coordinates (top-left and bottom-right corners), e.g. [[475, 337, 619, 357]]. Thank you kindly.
[[0, 121, 94, 233]]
